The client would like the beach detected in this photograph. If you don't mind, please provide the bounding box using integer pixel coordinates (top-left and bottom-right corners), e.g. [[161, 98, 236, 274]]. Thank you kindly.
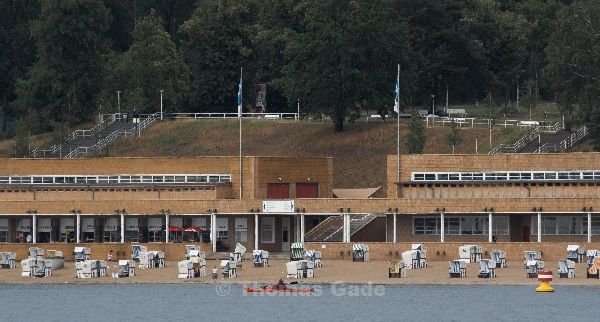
[[2, 260, 599, 286]]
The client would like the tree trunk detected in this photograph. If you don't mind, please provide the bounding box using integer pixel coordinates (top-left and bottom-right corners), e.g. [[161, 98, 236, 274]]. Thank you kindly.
[[334, 115, 344, 132]]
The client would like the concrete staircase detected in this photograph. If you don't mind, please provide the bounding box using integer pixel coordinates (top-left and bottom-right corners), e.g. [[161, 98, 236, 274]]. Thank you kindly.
[[30, 113, 160, 158], [488, 122, 588, 154], [304, 213, 380, 242]]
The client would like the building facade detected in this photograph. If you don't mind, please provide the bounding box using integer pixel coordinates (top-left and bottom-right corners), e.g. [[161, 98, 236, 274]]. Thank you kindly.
[[0, 153, 599, 255]]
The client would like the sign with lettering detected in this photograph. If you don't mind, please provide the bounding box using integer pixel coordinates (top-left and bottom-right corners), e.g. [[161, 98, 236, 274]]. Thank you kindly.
[[17, 218, 31, 232], [235, 218, 247, 232], [126, 217, 138, 231], [262, 200, 294, 213], [104, 217, 119, 231], [82, 217, 95, 232], [60, 218, 74, 233], [192, 217, 208, 230], [148, 217, 163, 232], [216, 217, 228, 232], [37, 218, 52, 232]]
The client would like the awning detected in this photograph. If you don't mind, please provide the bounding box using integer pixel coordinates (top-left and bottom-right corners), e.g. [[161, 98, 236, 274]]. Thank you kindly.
[[183, 226, 204, 233], [333, 186, 381, 198], [168, 226, 183, 232]]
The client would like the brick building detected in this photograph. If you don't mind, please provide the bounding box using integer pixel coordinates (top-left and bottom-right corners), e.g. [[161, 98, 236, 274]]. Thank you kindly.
[[0, 153, 599, 257]]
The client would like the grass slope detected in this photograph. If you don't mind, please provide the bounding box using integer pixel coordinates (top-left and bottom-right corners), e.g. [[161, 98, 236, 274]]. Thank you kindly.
[[105, 119, 523, 195]]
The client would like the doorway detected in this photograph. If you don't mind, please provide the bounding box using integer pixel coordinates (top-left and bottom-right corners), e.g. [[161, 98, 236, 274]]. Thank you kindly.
[[522, 226, 530, 242], [282, 217, 290, 251]]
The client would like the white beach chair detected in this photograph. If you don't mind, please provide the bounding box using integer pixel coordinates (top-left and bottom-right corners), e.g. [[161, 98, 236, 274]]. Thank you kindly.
[[412, 244, 427, 268], [0, 252, 16, 269], [28, 247, 45, 260], [459, 245, 482, 263], [230, 243, 246, 262], [449, 260, 466, 278], [566, 245, 585, 263], [220, 260, 236, 278], [478, 259, 496, 278], [524, 251, 542, 268], [131, 245, 147, 261], [490, 250, 507, 268], [314, 251, 323, 268], [21, 258, 33, 277], [253, 250, 264, 267], [558, 260, 575, 278], [526, 260, 544, 278], [286, 261, 299, 278], [306, 260, 315, 278], [118, 260, 136, 277], [178, 260, 193, 279], [305, 250, 316, 262], [73, 247, 91, 262]]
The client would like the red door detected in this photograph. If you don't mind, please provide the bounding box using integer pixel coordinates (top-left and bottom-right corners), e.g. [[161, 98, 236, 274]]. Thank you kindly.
[[296, 183, 319, 198], [267, 183, 290, 199], [522, 226, 530, 242]]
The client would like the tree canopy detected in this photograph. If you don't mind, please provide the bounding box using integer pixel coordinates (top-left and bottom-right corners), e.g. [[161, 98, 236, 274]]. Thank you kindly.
[[0, 0, 598, 137]]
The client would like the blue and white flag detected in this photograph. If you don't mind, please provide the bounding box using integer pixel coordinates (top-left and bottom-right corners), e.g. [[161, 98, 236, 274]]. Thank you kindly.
[[237, 69, 243, 118], [394, 64, 400, 113]]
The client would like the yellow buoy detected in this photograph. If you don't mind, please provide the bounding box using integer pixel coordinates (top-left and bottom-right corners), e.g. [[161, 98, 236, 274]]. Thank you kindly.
[[536, 271, 554, 292]]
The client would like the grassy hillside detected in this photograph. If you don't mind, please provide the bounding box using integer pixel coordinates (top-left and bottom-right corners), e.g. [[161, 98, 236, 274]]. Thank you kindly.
[[104, 119, 525, 195]]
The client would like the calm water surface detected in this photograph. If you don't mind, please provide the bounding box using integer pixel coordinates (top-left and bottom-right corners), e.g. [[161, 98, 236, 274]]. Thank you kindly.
[[1, 283, 599, 321]]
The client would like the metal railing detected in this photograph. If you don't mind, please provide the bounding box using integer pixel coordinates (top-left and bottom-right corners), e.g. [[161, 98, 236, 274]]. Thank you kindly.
[[536, 126, 588, 153], [488, 126, 540, 154], [426, 116, 561, 131], [64, 113, 160, 158]]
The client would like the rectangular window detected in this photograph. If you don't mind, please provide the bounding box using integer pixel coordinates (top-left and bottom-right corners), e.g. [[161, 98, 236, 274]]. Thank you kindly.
[[520, 173, 531, 180], [448, 173, 459, 181], [543, 217, 557, 234], [558, 172, 568, 180], [533, 173, 544, 180], [424, 174, 436, 180], [509, 173, 520, 180], [545, 173, 556, 180], [261, 217, 275, 243], [583, 172, 594, 180], [438, 174, 448, 181], [235, 218, 248, 243], [444, 218, 460, 234], [492, 216, 509, 235], [414, 174, 425, 181], [413, 217, 438, 235]]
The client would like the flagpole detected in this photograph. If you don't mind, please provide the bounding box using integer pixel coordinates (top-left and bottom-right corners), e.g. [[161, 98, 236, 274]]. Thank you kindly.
[[239, 67, 243, 200], [396, 64, 400, 184]]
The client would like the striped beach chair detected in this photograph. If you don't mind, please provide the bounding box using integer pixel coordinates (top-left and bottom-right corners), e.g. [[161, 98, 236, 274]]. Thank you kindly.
[[290, 243, 305, 261]]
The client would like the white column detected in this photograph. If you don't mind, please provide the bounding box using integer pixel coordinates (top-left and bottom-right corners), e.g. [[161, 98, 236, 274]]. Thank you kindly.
[[300, 214, 305, 244], [488, 212, 493, 243], [342, 214, 347, 243], [32, 214, 37, 244], [211, 214, 216, 253], [440, 212, 445, 243], [254, 214, 259, 250], [120, 213, 125, 243], [392, 213, 397, 243], [537, 212, 542, 243], [295, 215, 300, 242], [165, 214, 170, 243], [76, 214, 81, 244], [588, 212, 592, 244]]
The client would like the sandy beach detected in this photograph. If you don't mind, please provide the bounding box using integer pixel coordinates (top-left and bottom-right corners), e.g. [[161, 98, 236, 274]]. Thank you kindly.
[[2, 260, 600, 286]]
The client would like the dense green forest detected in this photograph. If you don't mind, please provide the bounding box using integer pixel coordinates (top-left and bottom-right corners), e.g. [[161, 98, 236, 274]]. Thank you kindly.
[[0, 0, 598, 134]]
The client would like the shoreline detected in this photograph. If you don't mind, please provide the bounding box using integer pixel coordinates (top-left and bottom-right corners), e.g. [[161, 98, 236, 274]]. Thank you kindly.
[[2, 260, 600, 287]]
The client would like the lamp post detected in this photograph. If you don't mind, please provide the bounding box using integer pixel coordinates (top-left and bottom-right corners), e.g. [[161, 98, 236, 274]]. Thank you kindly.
[[116, 91, 121, 115], [160, 89, 164, 120], [431, 94, 436, 115]]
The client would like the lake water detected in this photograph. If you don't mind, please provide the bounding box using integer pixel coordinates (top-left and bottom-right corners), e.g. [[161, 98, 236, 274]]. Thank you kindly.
[[1, 283, 599, 321]]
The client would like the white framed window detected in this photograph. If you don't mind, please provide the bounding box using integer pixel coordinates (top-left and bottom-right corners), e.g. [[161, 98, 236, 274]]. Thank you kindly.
[[413, 215, 509, 235], [261, 217, 275, 243], [532, 215, 587, 235], [235, 218, 248, 243], [412, 170, 600, 183]]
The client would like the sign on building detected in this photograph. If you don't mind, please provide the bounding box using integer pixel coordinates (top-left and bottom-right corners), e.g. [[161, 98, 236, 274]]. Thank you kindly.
[[262, 200, 294, 213]]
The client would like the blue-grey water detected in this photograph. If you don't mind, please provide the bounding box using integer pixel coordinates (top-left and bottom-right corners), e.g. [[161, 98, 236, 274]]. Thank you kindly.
[[1, 283, 599, 321]]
